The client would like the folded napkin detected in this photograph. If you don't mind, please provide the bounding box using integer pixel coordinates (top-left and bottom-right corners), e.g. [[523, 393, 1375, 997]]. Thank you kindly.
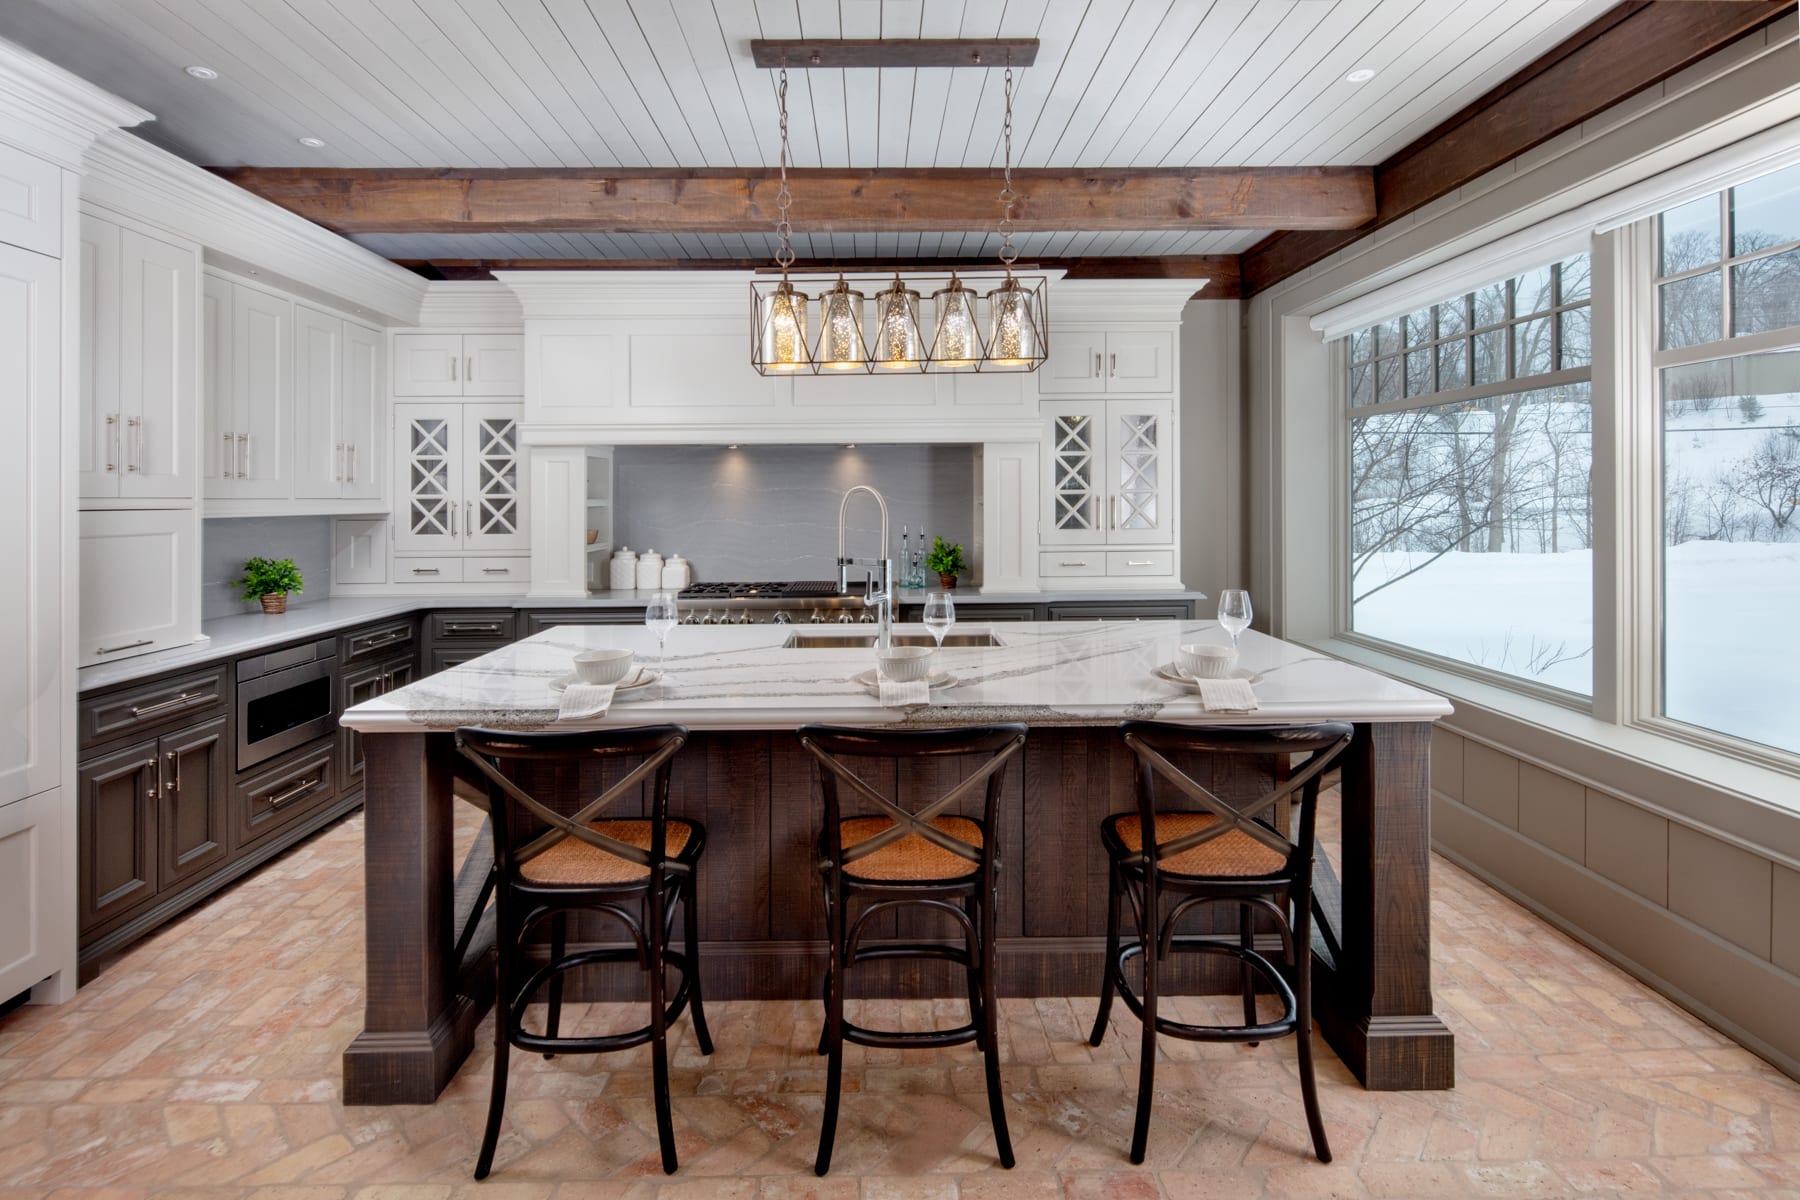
[[877, 677, 930, 707], [1191, 676, 1258, 713], [558, 682, 616, 721]]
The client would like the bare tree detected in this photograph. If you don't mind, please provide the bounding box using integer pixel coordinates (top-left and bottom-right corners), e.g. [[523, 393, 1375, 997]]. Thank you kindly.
[[1729, 424, 1800, 538]]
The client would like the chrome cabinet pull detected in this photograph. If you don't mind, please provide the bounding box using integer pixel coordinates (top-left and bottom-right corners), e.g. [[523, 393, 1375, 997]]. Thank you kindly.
[[1125, 559, 1154, 567], [1058, 560, 1089, 567], [465, 355, 473, 382], [357, 631, 407, 652], [166, 750, 180, 796], [129, 691, 197, 718], [449, 502, 457, 537], [105, 414, 118, 472], [445, 622, 502, 634], [125, 416, 141, 472], [1109, 352, 1117, 377], [465, 500, 473, 537], [266, 778, 318, 809], [147, 756, 160, 801], [98, 639, 154, 656], [449, 355, 458, 382], [481, 567, 509, 575], [1092, 351, 1101, 377], [222, 431, 234, 479], [238, 434, 249, 478], [334, 443, 344, 482], [1109, 495, 1117, 530], [348, 443, 356, 483], [411, 567, 440, 575]]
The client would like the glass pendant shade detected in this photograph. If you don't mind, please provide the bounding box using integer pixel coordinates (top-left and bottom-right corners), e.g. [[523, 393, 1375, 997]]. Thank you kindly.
[[757, 281, 811, 372], [872, 279, 923, 370], [986, 278, 1042, 367], [929, 279, 983, 368], [815, 280, 869, 370]]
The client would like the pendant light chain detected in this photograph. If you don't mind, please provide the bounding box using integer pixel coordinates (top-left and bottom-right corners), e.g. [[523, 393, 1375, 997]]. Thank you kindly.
[[775, 65, 795, 270], [997, 64, 1018, 270]]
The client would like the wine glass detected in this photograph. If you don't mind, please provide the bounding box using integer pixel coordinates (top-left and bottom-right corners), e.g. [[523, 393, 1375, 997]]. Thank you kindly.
[[645, 591, 678, 684], [922, 591, 955, 649], [1217, 589, 1253, 651]]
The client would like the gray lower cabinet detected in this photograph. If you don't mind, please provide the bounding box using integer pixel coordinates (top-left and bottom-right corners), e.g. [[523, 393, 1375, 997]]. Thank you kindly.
[[521, 608, 645, 635], [339, 655, 414, 788], [1047, 600, 1195, 621], [426, 609, 516, 672], [77, 739, 160, 933], [158, 715, 230, 891], [232, 740, 337, 852]]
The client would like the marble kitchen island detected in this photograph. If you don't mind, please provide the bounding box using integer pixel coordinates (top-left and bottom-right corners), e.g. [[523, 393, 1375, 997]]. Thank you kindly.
[[340, 621, 1455, 1104]]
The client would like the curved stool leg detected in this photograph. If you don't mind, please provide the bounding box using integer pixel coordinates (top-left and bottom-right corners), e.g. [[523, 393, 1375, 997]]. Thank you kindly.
[[544, 911, 566, 1058], [682, 873, 715, 1056], [649, 894, 678, 1176], [979, 886, 1015, 1169], [1239, 903, 1259, 1046], [815, 896, 847, 1176], [1089, 861, 1122, 1047], [1129, 884, 1158, 1166]]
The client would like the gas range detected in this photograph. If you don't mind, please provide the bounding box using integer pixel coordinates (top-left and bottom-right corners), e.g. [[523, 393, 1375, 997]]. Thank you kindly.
[[674, 581, 873, 625]]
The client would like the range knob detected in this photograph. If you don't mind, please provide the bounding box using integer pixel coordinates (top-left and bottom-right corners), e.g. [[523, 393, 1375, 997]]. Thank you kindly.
[[837, 612, 854, 624], [858, 612, 875, 624], [680, 611, 697, 625], [734, 611, 752, 624], [810, 611, 825, 624], [773, 611, 791, 625]]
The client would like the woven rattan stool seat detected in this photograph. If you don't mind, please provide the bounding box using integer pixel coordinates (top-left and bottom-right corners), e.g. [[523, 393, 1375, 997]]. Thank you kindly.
[[839, 815, 982, 881], [1106, 812, 1286, 877], [520, 819, 695, 885]]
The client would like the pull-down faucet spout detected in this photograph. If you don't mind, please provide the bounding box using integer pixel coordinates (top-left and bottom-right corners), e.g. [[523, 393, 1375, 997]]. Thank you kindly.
[[837, 485, 893, 651]]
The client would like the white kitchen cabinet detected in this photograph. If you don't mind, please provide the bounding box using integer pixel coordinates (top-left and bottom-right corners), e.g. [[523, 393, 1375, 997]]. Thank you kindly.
[[393, 332, 522, 396], [341, 321, 384, 501], [1037, 329, 1173, 395], [1041, 399, 1174, 551], [394, 402, 527, 555], [293, 302, 344, 499], [78, 507, 199, 666], [79, 212, 198, 501], [0, 241, 61, 808], [204, 275, 291, 500], [0, 140, 61, 257], [0, 788, 62, 1001]]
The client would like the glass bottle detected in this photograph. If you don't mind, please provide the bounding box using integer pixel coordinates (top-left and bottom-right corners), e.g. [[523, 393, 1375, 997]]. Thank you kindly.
[[900, 526, 910, 592]]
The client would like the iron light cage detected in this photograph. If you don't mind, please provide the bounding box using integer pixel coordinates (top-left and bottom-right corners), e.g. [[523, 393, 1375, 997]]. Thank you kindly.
[[749, 269, 1048, 376]]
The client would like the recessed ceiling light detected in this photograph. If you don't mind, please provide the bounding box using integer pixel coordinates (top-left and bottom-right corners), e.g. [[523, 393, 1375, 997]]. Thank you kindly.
[[184, 65, 218, 80], [1345, 67, 1377, 84], [297, 136, 326, 148]]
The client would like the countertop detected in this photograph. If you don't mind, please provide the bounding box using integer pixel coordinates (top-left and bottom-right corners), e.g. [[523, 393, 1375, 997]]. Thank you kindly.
[[77, 587, 1209, 693], [338, 620, 1453, 733]]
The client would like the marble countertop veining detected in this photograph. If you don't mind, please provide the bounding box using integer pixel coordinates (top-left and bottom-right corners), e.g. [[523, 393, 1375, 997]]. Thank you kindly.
[[76, 588, 1208, 693], [339, 620, 1453, 733]]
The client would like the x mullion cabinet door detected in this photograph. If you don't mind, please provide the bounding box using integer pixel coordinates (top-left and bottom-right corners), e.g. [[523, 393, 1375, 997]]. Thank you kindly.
[[461, 403, 527, 552], [1102, 404, 1173, 545], [1040, 401, 1107, 547], [394, 404, 462, 553]]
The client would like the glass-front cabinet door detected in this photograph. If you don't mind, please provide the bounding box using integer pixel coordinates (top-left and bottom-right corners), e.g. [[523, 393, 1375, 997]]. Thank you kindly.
[[1104, 406, 1173, 545], [461, 403, 527, 552], [394, 404, 459, 553], [1042, 401, 1106, 546]]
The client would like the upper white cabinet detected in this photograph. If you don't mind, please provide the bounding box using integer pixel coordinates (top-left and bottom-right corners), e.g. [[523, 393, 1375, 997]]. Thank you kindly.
[[0, 140, 61, 257], [77, 507, 199, 666], [1037, 329, 1174, 395], [79, 212, 198, 502], [394, 332, 522, 396], [204, 274, 290, 500], [203, 273, 384, 511], [393, 402, 527, 555], [0, 241, 62, 806], [1040, 399, 1175, 553]]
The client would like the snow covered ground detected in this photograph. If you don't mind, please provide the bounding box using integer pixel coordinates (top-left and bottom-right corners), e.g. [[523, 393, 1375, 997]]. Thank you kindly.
[[1354, 542, 1799, 755]]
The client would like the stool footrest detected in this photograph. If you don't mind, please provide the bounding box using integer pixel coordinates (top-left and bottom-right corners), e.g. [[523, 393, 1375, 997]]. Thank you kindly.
[[843, 1019, 979, 1051], [1108, 938, 1299, 1041], [846, 941, 973, 969]]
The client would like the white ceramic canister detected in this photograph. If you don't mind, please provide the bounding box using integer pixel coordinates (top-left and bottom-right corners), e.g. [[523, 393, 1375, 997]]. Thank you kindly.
[[608, 547, 638, 592], [660, 554, 691, 589], [635, 548, 664, 591]]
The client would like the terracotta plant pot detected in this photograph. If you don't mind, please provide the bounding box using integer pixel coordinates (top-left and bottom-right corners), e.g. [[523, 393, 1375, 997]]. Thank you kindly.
[[938, 573, 958, 590], [260, 593, 288, 615]]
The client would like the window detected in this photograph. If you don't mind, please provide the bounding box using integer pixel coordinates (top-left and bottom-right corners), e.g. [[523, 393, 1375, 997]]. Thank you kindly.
[[1345, 255, 1594, 694], [1655, 164, 1800, 755]]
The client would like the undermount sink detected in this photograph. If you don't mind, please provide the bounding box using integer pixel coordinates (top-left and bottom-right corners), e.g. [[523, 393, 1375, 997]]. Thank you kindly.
[[783, 631, 1003, 649]]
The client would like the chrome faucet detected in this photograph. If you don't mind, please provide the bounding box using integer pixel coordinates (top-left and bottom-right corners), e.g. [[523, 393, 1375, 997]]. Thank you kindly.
[[837, 485, 893, 651]]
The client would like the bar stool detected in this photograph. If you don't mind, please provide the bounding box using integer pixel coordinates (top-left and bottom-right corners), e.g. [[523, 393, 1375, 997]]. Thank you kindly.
[[798, 722, 1027, 1177], [1089, 719, 1353, 1164], [456, 724, 714, 1178]]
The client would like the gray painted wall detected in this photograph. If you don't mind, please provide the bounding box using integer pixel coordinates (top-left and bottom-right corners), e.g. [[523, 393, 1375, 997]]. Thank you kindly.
[[201, 516, 334, 620], [611, 444, 977, 583]]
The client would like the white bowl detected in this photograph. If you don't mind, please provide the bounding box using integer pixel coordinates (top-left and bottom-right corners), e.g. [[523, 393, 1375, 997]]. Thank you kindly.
[[573, 648, 635, 685], [1177, 643, 1237, 679], [876, 645, 935, 683]]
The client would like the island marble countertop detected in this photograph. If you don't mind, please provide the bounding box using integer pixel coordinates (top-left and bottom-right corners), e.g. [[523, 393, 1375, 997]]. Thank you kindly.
[[339, 620, 1453, 733]]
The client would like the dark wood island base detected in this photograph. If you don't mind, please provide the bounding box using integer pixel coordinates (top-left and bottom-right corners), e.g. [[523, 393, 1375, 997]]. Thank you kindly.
[[343, 721, 1453, 1104]]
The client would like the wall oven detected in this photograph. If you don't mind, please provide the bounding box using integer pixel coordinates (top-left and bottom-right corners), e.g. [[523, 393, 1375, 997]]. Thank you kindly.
[[237, 638, 338, 772]]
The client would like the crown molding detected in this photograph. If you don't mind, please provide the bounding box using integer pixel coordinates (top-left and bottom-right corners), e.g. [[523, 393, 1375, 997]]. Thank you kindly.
[[1050, 279, 1208, 324], [417, 282, 524, 328], [0, 38, 151, 167], [521, 418, 1043, 447], [498, 270, 755, 320], [81, 130, 427, 325]]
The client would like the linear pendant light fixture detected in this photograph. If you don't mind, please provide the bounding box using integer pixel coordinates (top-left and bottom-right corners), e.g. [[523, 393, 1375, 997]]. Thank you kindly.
[[750, 43, 1049, 376]]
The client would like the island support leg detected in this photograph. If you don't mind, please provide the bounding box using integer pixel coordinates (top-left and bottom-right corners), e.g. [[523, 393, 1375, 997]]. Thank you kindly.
[[342, 731, 490, 1104], [1319, 720, 1456, 1090]]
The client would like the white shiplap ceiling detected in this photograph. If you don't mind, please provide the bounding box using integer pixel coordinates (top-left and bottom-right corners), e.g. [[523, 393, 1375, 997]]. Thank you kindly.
[[0, 0, 1622, 259]]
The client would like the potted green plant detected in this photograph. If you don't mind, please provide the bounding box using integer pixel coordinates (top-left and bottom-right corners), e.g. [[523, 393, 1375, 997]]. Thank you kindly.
[[926, 536, 967, 590], [237, 556, 304, 614]]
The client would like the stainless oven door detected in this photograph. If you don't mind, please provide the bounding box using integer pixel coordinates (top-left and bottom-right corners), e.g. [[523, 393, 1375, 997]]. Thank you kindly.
[[237, 654, 337, 771]]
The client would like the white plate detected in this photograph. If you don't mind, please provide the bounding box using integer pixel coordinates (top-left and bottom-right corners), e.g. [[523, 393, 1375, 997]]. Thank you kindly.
[[1154, 662, 1262, 688], [549, 669, 660, 694], [851, 668, 958, 693]]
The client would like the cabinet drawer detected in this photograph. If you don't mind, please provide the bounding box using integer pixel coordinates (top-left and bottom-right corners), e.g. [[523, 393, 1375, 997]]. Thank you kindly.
[[1106, 550, 1174, 577], [429, 610, 517, 642], [1039, 552, 1105, 578], [80, 666, 228, 747], [232, 740, 336, 851], [467, 557, 529, 583], [522, 609, 644, 636], [1048, 600, 1193, 622], [339, 619, 416, 666], [396, 557, 464, 583]]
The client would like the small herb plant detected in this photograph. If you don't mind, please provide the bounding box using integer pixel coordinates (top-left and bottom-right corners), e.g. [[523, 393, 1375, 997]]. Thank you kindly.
[[925, 536, 966, 577], [236, 556, 305, 601]]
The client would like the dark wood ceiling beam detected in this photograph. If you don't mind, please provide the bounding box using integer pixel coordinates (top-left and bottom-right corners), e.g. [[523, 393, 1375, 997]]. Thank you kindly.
[[1241, 0, 1797, 297], [213, 166, 1373, 235], [394, 255, 1243, 298]]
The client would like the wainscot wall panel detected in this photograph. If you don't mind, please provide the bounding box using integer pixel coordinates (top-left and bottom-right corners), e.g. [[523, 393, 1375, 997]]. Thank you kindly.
[[1669, 825, 1773, 960], [1773, 864, 1800, 978], [1429, 725, 1463, 803], [1517, 761, 1585, 864], [1461, 740, 1518, 829], [1585, 789, 1669, 907]]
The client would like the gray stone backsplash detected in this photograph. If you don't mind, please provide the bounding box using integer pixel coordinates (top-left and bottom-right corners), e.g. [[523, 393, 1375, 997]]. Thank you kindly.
[[611, 444, 977, 584], [202, 516, 335, 620]]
